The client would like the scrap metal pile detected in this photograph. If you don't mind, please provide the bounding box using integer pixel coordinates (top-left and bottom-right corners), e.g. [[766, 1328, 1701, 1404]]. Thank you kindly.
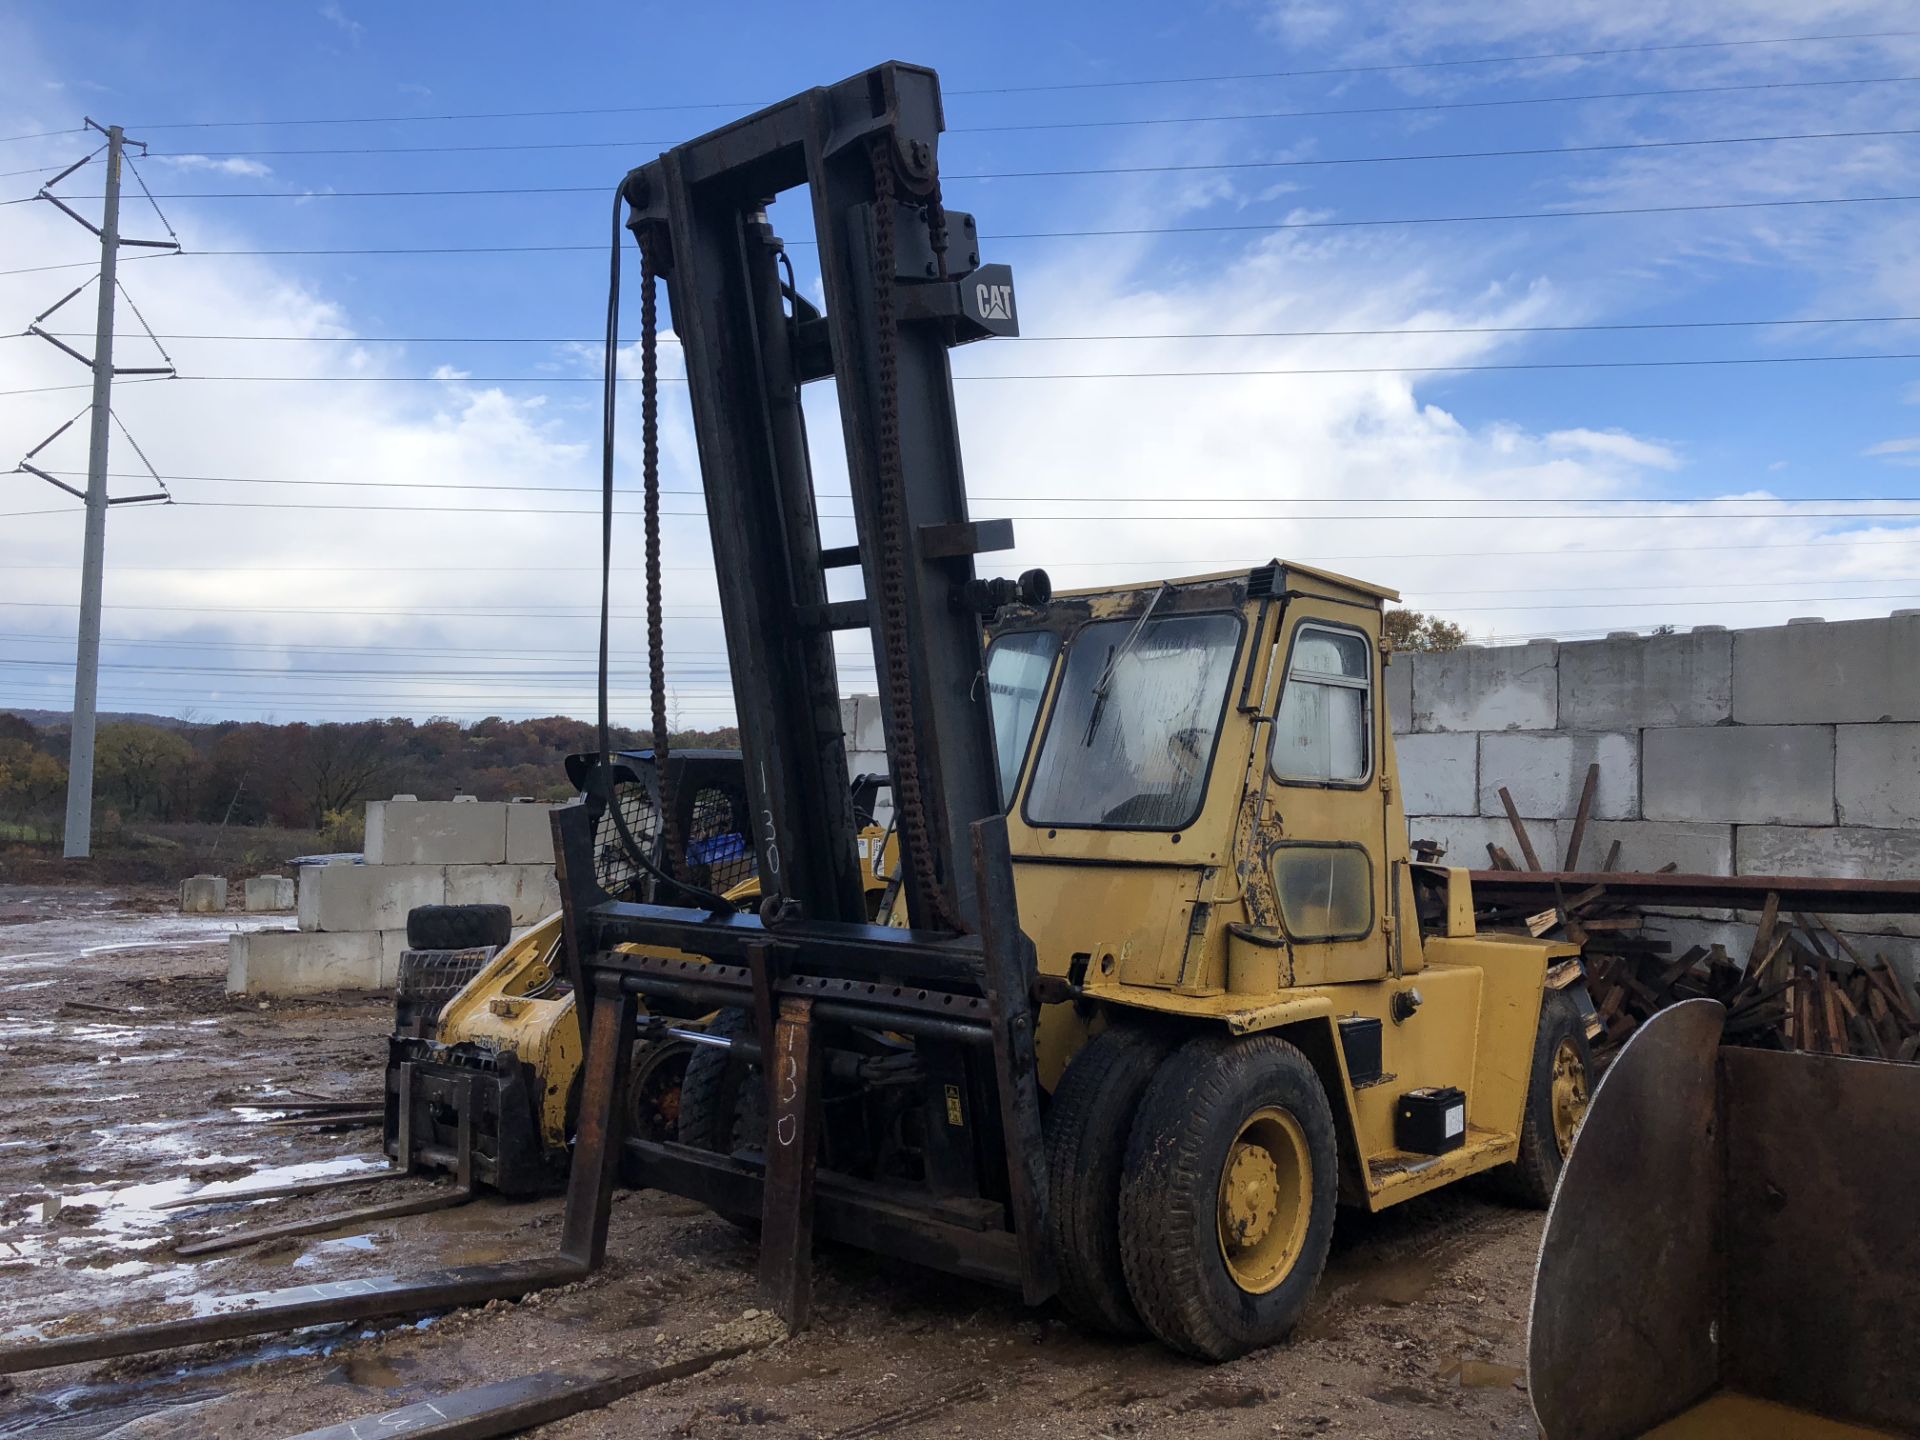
[[1458, 767, 1920, 1062]]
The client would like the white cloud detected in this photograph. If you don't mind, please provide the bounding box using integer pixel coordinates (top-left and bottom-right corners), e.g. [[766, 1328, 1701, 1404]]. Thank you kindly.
[[151, 154, 275, 179], [318, 2, 364, 43], [1865, 436, 1920, 455], [1547, 428, 1682, 469]]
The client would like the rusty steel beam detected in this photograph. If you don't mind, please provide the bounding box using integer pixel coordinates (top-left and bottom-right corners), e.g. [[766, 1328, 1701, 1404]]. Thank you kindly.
[[1469, 870, 1920, 917], [0, 1260, 585, 1376], [285, 1345, 762, 1440]]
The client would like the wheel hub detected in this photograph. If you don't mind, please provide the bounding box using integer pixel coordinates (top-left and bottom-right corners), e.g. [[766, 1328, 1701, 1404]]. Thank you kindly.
[[1549, 1037, 1590, 1155], [1222, 1143, 1281, 1247], [1215, 1106, 1312, 1295]]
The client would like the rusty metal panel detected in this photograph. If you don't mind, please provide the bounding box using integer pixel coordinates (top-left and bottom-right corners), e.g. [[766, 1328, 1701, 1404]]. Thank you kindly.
[[1470, 869, 1920, 916], [1529, 999, 1726, 1440], [1720, 1047, 1920, 1435]]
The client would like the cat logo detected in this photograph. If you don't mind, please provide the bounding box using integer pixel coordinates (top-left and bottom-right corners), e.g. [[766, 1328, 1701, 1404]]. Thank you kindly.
[[975, 281, 1013, 322]]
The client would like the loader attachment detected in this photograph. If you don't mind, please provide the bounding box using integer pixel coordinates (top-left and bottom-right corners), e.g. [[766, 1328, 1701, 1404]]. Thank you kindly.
[[1529, 998, 1920, 1439]]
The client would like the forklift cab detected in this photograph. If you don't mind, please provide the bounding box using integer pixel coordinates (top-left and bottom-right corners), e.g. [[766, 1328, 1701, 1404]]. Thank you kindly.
[[989, 561, 1420, 1033]]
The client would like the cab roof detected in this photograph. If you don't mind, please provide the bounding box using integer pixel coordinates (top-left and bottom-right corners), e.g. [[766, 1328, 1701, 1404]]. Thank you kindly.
[[1050, 559, 1400, 604]]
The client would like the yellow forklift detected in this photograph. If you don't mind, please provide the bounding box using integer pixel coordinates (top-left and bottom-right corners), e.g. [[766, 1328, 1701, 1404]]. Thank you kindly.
[[0, 60, 1592, 1389]]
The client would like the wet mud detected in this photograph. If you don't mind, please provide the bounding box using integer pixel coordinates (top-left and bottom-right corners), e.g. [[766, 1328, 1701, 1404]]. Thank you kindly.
[[0, 882, 1546, 1437]]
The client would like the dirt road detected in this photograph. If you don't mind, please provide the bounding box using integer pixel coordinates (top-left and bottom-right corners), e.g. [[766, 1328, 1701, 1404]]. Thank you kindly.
[[0, 882, 1545, 1438]]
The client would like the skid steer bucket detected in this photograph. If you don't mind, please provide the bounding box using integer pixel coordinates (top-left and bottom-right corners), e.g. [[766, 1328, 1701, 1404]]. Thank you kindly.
[[1529, 998, 1920, 1439]]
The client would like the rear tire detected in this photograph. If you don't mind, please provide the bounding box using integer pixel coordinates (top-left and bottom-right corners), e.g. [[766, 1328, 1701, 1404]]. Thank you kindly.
[[406, 903, 512, 952], [1492, 988, 1594, 1208], [676, 1008, 763, 1154], [1118, 1033, 1338, 1361], [1043, 1024, 1173, 1335]]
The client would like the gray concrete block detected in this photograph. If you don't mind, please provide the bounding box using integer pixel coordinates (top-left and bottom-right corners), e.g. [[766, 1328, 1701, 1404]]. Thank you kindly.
[[1642, 726, 1835, 825], [1581, 820, 1733, 877], [1405, 814, 1562, 871], [1384, 655, 1412, 735], [178, 874, 227, 913], [298, 863, 445, 934], [1409, 642, 1557, 733], [1735, 824, 1920, 938], [1731, 614, 1920, 724], [1836, 723, 1920, 829], [445, 863, 559, 925], [1477, 731, 1638, 822], [243, 875, 295, 912], [364, 800, 508, 866], [1558, 629, 1732, 730], [1395, 732, 1477, 816], [505, 801, 563, 864], [378, 930, 408, 989], [226, 929, 383, 996]]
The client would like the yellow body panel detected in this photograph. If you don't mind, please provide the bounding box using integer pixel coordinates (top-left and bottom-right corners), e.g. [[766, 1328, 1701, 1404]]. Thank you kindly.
[[996, 562, 1579, 1213]]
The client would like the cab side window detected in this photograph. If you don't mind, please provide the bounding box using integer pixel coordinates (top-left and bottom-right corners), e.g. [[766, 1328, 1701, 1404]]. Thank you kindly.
[[1270, 623, 1373, 785]]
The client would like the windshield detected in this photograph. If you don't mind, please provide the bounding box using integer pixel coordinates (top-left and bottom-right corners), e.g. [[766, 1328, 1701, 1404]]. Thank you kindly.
[[1024, 612, 1241, 829], [985, 630, 1061, 805]]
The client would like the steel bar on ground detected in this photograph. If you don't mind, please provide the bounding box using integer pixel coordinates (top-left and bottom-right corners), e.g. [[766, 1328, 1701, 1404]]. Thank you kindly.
[[282, 1345, 762, 1440], [154, 1167, 401, 1210], [172, 1180, 474, 1257], [0, 1259, 585, 1375]]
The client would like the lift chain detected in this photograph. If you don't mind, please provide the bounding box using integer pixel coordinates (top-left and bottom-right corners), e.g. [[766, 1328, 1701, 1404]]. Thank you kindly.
[[639, 242, 686, 877], [868, 137, 958, 933]]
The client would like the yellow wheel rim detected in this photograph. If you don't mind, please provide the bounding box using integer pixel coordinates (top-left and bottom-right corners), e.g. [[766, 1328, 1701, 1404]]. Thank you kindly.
[[1549, 1038, 1590, 1155], [1216, 1106, 1312, 1295]]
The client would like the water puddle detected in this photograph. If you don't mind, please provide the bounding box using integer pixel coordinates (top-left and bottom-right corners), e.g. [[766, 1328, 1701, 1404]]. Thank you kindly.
[[293, 1233, 380, 1269]]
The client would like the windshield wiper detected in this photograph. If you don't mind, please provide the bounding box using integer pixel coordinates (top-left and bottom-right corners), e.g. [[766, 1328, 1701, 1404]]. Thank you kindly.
[[1083, 583, 1172, 746]]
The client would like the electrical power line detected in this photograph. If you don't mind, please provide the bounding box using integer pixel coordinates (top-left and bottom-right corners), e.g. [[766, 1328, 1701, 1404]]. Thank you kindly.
[[62, 72, 1914, 164], [5, 348, 1916, 398], [21, 312, 1920, 345], [65, 30, 1920, 133], [19, 466, 1920, 506], [15, 126, 1913, 202], [6, 191, 1909, 276]]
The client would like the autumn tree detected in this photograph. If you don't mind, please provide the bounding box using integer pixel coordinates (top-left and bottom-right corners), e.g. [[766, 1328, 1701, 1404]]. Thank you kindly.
[[95, 722, 195, 819], [1384, 609, 1468, 653], [283, 721, 393, 826]]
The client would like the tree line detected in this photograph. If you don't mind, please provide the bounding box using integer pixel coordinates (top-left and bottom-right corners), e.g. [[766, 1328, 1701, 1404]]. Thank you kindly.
[[0, 712, 739, 834]]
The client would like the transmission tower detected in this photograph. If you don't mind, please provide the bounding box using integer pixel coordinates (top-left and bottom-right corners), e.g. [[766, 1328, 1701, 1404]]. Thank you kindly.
[[11, 118, 180, 857]]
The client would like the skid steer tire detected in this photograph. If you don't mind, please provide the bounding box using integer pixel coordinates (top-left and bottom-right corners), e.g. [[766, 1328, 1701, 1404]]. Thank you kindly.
[[1043, 1023, 1173, 1336], [676, 1007, 763, 1154], [1490, 988, 1593, 1209], [1118, 1033, 1338, 1361], [406, 903, 512, 952]]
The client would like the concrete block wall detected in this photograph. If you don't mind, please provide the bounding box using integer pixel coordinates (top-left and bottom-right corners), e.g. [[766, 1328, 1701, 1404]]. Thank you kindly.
[[1392, 615, 1920, 982], [229, 798, 570, 997]]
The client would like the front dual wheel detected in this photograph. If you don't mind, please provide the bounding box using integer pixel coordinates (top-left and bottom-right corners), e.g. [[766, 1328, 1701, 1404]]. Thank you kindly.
[[1047, 1028, 1339, 1361]]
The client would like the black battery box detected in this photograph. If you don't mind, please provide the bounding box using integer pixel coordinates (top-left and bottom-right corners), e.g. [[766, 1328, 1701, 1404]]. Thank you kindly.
[[1337, 1015, 1384, 1087], [1395, 1085, 1467, 1155]]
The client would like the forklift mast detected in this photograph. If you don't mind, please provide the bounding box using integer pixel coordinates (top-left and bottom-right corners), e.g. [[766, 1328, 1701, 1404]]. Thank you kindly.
[[623, 60, 1021, 934]]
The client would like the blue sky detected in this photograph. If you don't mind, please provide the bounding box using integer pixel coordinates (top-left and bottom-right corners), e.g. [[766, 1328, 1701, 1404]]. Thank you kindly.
[[2, 2, 1919, 724]]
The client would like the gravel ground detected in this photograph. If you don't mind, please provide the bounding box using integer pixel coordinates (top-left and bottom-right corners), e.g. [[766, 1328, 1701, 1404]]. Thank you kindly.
[[0, 882, 1546, 1439]]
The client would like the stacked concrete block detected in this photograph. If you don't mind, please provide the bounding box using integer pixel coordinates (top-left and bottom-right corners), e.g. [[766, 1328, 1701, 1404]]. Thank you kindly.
[[242, 875, 296, 911], [178, 874, 227, 913], [364, 799, 507, 865], [228, 798, 568, 997], [1390, 614, 1920, 983]]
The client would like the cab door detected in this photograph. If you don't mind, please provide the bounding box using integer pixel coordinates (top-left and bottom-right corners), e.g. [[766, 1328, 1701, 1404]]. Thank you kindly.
[[1263, 602, 1390, 985]]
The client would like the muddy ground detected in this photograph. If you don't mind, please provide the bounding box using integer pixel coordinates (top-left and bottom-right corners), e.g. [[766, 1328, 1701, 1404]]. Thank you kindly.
[[0, 882, 1546, 1438]]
